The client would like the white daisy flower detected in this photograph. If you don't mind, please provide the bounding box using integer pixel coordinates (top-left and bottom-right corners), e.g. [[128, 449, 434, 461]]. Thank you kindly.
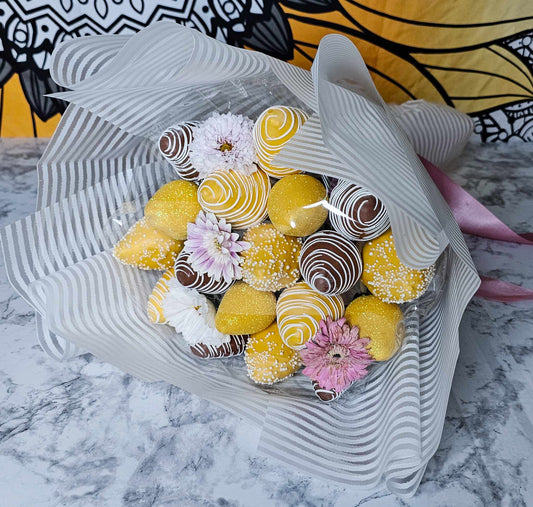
[[161, 278, 230, 347], [189, 112, 257, 177]]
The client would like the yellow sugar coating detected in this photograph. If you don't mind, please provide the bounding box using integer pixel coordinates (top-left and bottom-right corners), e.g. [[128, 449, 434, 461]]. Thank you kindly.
[[147, 268, 175, 324], [112, 218, 183, 270], [144, 180, 202, 240], [254, 106, 309, 178], [276, 282, 344, 350], [241, 224, 302, 292], [215, 281, 277, 335], [198, 168, 270, 229], [245, 322, 302, 385], [361, 229, 435, 303], [345, 295, 404, 361], [267, 174, 328, 237]]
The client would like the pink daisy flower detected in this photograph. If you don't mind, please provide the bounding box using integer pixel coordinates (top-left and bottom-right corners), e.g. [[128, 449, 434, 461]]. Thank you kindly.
[[184, 211, 250, 283], [300, 317, 373, 393]]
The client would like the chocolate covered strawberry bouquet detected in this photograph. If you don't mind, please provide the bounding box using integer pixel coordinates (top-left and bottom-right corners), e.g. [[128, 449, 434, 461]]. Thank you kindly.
[[112, 106, 435, 402], [2, 24, 480, 494]]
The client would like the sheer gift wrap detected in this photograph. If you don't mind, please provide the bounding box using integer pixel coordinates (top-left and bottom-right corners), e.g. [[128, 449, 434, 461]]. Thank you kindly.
[[0, 22, 479, 497]]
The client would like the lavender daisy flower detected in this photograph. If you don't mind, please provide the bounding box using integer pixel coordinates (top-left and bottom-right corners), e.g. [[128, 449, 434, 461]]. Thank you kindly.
[[189, 112, 257, 177], [184, 211, 250, 283]]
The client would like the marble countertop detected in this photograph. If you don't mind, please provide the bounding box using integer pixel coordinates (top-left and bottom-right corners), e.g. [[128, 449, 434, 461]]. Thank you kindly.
[[1, 139, 532, 506]]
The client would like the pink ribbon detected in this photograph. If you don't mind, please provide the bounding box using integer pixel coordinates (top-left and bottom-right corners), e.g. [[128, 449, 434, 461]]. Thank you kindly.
[[420, 157, 533, 302], [475, 276, 533, 302]]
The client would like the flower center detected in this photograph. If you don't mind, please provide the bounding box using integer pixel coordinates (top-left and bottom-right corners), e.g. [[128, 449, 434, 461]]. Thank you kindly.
[[327, 344, 348, 364], [212, 232, 230, 253], [219, 141, 233, 152]]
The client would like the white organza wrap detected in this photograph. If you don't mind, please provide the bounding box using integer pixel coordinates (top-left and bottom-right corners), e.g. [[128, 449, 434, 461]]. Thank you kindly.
[[1, 22, 480, 497]]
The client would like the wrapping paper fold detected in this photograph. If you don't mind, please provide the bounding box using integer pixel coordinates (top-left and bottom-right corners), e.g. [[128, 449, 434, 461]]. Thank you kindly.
[[1, 22, 480, 497]]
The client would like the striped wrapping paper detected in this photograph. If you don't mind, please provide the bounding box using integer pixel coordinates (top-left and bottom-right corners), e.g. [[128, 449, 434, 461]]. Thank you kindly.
[[0, 22, 479, 497]]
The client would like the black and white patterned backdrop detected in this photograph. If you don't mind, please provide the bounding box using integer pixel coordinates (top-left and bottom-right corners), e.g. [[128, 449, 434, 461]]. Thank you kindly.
[[0, 0, 532, 140]]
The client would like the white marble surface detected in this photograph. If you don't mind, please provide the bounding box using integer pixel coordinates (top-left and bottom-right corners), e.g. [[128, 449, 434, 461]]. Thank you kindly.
[[1, 139, 532, 506]]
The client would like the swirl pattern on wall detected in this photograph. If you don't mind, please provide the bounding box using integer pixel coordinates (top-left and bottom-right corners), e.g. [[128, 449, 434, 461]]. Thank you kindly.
[[1, 0, 533, 139]]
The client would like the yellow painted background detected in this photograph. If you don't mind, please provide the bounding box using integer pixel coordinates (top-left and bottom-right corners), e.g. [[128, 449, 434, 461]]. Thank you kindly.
[[2, 1, 533, 136], [2, 74, 60, 137]]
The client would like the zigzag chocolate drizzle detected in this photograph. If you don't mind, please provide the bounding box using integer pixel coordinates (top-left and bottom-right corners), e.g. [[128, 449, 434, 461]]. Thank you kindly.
[[329, 180, 390, 241], [158, 122, 200, 181], [190, 335, 248, 359], [312, 380, 343, 402], [300, 230, 362, 295], [175, 251, 232, 295]]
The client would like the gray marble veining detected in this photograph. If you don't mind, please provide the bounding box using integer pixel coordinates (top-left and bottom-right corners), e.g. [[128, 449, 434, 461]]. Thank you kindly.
[[1, 138, 532, 506]]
